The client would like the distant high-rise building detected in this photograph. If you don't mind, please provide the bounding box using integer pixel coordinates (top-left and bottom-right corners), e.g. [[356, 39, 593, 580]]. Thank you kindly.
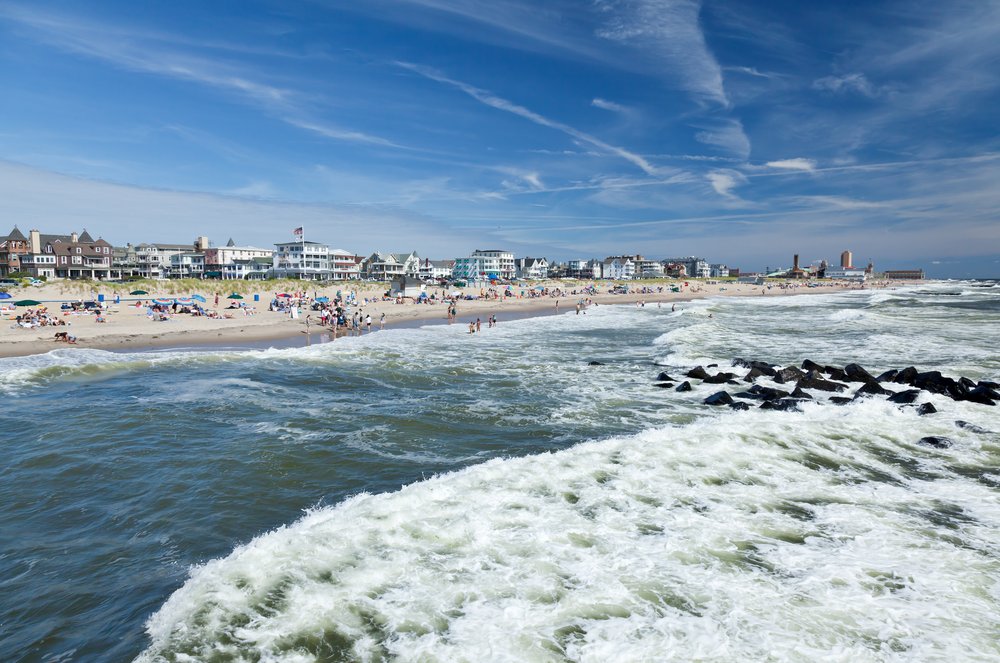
[[840, 250, 853, 269]]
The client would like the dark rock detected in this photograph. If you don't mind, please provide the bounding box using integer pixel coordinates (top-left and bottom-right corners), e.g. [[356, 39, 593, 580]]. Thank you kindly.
[[979, 380, 1000, 390], [749, 384, 790, 400], [653, 382, 675, 389], [675, 381, 692, 392], [959, 377, 977, 391], [888, 389, 921, 404], [588, 361, 605, 366], [760, 399, 801, 411], [704, 391, 734, 406], [956, 420, 992, 434], [876, 369, 899, 383], [844, 363, 877, 383], [703, 372, 737, 384], [790, 386, 813, 400], [825, 366, 850, 382], [960, 386, 998, 406], [729, 402, 751, 411], [893, 366, 919, 385], [916, 403, 937, 416], [686, 366, 710, 380], [917, 436, 953, 449], [913, 371, 957, 395], [829, 397, 853, 405], [854, 381, 893, 398], [743, 367, 769, 382], [707, 363, 718, 368], [774, 366, 806, 384], [732, 358, 777, 376], [802, 359, 824, 372], [656, 371, 674, 382], [797, 371, 849, 392], [734, 391, 762, 400]]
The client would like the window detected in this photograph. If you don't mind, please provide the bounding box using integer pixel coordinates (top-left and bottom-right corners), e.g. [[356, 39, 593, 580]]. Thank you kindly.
[[72, 256, 82, 264], [75, 247, 81, 254]]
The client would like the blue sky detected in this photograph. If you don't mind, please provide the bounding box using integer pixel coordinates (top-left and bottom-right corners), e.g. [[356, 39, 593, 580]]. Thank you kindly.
[[1, 0, 998, 276]]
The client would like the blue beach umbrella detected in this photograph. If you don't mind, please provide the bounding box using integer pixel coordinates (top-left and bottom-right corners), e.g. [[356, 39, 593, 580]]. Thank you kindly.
[[191, 294, 206, 303], [315, 296, 329, 303], [175, 297, 194, 306], [0, 292, 12, 299], [152, 298, 174, 306]]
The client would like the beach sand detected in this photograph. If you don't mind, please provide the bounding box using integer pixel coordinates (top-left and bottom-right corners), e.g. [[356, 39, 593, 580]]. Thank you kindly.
[[0, 279, 880, 358]]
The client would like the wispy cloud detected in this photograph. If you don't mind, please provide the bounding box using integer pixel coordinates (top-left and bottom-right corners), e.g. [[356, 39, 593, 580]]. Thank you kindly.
[[812, 72, 881, 98], [592, 97, 627, 113], [595, 0, 728, 107], [397, 62, 660, 175], [693, 118, 751, 159], [706, 169, 747, 198], [283, 118, 402, 148], [724, 65, 778, 79], [766, 158, 816, 172]]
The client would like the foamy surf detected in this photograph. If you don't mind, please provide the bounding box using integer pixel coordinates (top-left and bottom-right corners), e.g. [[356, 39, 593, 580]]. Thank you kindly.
[[136, 398, 1000, 662]]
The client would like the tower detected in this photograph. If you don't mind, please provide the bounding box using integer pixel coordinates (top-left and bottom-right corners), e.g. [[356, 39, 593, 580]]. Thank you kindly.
[[841, 250, 853, 269]]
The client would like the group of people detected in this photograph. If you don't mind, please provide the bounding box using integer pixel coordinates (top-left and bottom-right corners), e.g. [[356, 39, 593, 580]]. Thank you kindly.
[[467, 315, 498, 333], [12, 308, 66, 329]]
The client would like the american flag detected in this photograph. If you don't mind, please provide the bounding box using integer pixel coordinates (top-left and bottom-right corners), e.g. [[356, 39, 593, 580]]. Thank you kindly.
[[292, 227, 303, 237]]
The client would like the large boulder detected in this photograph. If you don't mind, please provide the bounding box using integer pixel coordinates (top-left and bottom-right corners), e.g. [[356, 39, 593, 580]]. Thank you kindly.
[[729, 402, 751, 411], [797, 371, 849, 392], [854, 381, 893, 398], [749, 384, 790, 400], [732, 359, 777, 376], [653, 382, 675, 389], [790, 386, 813, 400], [686, 366, 711, 380], [829, 397, 853, 405], [704, 372, 738, 384], [917, 436, 953, 449], [760, 399, 802, 411], [956, 420, 992, 434], [876, 369, 899, 383], [824, 366, 850, 382], [656, 371, 675, 382], [774, 366, 806, 384], [675, 381, 692, 392], [844, 363, 877, 383], [893, 366, 919, 385], [887, 389, 922, 404], [913, 371, 957, 395], [704, 391, 734, 406], [916, 403, 937, 416], [960, 385, 998, 406], [743, 367, 771, 382], [802, 359, 824, 372]]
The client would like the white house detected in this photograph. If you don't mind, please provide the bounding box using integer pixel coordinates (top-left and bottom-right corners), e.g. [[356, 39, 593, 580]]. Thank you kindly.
[[515, 257, 549, 279], [169, 252, 206, 279], [602, 256, 636, 280], [419, 258, 455, 280], [453, 249, 516, 281], [363, 251, 420, 280], [329, 249, 363, 280], [634, 259, 664, 278], [272, 240, 332, 280]]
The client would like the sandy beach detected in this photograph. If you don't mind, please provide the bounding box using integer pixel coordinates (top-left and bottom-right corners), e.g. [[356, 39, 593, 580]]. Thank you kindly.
[[0, 279, 882, 358]]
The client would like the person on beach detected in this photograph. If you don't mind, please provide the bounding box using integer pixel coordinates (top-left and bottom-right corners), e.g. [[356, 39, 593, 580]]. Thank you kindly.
[[476, 318, 481, 332], [380, 312, 385, 330], [468, 321, 475, 334], [365, 314, 372, 332]]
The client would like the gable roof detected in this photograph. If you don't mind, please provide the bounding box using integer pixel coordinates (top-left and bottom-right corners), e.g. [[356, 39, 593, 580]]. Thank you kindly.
[[6, 226, 26, 241]]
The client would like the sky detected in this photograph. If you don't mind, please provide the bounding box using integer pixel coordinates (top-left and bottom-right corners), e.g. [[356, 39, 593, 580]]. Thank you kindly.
[[1, 0, 998, 277]]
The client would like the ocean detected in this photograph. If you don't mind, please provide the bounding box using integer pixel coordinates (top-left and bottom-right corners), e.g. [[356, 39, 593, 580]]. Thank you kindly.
[[2, 282, 998, 661]]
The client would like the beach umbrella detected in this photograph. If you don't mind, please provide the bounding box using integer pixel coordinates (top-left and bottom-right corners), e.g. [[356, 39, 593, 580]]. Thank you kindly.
[[130, 290, 148, 295], [191, 294, 206, 303], [152, 298, 174, 306], [14, 299, 42, 306], [0, 292, 12, 299], [276, 293, 292, 298], [315, 296, 329, 303], [227, 293, 244, 299], [175, 297, 194, 306]]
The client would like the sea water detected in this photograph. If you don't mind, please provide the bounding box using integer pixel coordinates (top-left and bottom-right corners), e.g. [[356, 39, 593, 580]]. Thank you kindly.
[[1, 282, 998, 661]]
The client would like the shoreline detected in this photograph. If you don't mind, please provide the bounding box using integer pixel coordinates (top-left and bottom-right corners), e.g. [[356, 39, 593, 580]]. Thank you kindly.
[[0, 281, 893, 359]]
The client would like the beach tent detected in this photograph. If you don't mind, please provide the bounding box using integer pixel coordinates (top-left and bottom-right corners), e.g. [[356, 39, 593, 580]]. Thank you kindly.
[[227, 293, 244, 300], [15, 299, 41, 306], [191, 294, 207, 303], [315, 296, 329, 303], [130, 290, 148, 295]]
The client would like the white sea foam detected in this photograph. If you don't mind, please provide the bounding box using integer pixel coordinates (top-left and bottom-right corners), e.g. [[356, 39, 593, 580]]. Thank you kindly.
[[136, 399, 1000, 662]]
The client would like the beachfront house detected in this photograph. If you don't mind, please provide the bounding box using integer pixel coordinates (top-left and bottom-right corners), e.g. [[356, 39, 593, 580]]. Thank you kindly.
[[204, 239, 273, 279], [514, 257, 549, 280], [128, 242, 195, 279], [222, 256, 273, 280], [710, 263, 729, 278], [565, 259, 602, 279], [362, 251, 420, 280], [418, 258, 455, 281], [634, 258, 665, 278], [0, 226, 32, 277], [330, 249, 364, 280], [272, 240, 332, 280], [19, 229, 114, 280], [602, 256, 637, 280], [168, 252, 206, 279], [662, 256, 710, 279], [453, 249, 516, 281]]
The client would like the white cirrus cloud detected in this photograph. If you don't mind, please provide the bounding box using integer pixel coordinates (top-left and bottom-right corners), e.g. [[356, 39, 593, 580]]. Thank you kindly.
[[812, 72, 880, 98], [592, 97, 627, 113], [706, 169, 747, 198], [765, 158, 817, 172]]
